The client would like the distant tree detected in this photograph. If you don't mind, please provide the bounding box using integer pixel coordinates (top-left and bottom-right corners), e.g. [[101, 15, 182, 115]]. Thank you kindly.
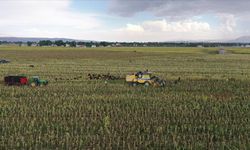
[[85, 42, 92, 48], [39, 40, 53, 46], [17, 42, 22, 47], [54, 40, 65, 47], [100, 41, 109, 47], [27, 41, 32, 46], [77, 42, 86, 46], [69, 41, 76, 47]]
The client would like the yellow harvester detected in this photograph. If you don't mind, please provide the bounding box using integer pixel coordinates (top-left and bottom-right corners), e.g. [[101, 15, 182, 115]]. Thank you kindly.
[[126, 71, 166, 87]]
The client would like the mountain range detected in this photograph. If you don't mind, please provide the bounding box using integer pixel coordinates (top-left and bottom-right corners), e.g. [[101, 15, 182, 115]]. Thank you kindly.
[[228, 36, 250, 43], [0, 37, 82, 42]]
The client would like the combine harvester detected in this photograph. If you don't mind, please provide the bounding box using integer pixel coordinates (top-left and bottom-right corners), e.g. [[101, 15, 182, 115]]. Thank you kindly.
[[4, 75, 48, 87], [126, 71, 166, 87]]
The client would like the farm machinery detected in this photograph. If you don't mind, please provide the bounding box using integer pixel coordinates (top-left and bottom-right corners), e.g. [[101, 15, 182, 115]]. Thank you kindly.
[[4, 75, 48, 87], [0, 59, 10, 64], [126, 71, 166, 87]]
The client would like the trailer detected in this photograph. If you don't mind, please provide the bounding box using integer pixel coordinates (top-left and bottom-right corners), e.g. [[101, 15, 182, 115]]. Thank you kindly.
[[4, 76, 28, 86]]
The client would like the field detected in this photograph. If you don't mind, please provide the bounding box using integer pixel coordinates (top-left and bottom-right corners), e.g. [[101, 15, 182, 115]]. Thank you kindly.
[[0, 46, 250, 149]]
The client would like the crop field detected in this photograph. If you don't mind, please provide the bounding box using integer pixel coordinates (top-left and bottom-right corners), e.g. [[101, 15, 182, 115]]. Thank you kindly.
[[0, 46, 250, 149]]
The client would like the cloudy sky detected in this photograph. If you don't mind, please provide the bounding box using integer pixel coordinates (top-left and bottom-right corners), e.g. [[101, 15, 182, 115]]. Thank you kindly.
[[0, 0, 249, 42]]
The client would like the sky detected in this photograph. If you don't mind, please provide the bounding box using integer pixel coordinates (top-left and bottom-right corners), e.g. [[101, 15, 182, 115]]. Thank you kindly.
[[0, 0, 249, 42]]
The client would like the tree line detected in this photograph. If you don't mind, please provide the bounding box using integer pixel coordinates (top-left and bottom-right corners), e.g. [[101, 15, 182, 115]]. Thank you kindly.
[[0, 40, 250, 47]]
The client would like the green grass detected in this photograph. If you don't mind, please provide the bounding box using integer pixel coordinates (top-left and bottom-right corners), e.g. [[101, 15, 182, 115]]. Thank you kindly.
[[0, 46, 250, 149]]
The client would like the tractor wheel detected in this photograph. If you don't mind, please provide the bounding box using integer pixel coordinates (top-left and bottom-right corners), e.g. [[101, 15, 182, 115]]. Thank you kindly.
[[30, 82, 36, 87], [132, 82, 137, 87], [160, 80, 166, 87], [144, 82, 150, 87], [128, 82, 135, 86]]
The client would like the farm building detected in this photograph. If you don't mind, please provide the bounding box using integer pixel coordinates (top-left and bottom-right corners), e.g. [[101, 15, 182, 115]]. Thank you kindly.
[[31, 43, 38, 47], [218, 49, 226, 54], [76, 44, 86, 48], [21, 43, 28, 47]]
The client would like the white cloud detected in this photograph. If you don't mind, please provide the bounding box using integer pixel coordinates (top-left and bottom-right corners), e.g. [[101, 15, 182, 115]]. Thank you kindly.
[[118, 24, 145, 32], [108, 19, 213, 42], [109, 0, 250, 19], [142, 19, 210, 32], [0, 0, 101, 38], [107, 0, 247, 41], [217, 14, 237, 32], [0, 0, 243, 41]]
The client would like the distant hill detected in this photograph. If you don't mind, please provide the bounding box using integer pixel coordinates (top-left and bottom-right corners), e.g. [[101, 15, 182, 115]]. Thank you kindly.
[[0, 37, 86, 42], [229, 36, 250, 43]]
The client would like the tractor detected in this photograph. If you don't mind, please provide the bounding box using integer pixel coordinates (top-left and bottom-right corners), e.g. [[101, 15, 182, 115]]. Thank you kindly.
[[126, 71, 166, 87], [4, 75, 48, 87], [28, 76, 48, 87]]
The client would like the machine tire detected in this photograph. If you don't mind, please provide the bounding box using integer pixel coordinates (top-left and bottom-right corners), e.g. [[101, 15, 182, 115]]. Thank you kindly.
[[128, 82, 133, 86], [30, 82, 37, 87], [144, 82, 150, 87], [132, 82, 137, 87], [160, 80, 166, 87]]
